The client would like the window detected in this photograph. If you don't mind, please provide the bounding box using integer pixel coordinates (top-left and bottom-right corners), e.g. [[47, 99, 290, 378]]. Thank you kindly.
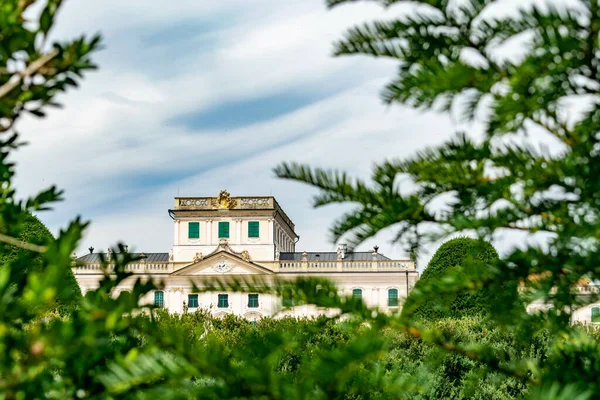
[[248, 294, 259, 308], [154, 291, 164, 307], [352, 288, 362, 298], [248, 221, 259, 238], [218, 221, 230, 238], [188, 294, 198, 308], [282, 289, 293, 307], [593, 307, 600, 322], [218, 294, 229, 308], [388, 289, 399, 307], [188, 222, 200, 239]]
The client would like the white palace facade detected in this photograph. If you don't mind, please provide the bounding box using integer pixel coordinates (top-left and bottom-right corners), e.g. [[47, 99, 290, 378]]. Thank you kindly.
[[73, 191, 419, 320]]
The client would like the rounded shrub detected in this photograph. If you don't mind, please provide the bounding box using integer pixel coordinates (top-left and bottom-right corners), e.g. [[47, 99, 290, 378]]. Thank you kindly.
[[0, 212, 82, 306], [405, 237, 499, 320]]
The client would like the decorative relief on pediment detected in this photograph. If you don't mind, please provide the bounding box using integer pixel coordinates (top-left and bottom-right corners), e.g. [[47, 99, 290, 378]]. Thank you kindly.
[[193, 252, 204, 263], [211, 256, 232, 273]]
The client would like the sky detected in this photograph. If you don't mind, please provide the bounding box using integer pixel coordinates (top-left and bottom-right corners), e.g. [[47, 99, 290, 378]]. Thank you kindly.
[[12, 0, 536, 268]]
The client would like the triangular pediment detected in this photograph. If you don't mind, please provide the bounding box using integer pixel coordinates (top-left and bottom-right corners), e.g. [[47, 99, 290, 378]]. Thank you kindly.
[[171, 251, 273, 276]]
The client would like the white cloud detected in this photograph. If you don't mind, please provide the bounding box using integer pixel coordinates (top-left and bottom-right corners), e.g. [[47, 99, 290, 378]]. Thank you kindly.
[[12, 0, 550, 270]]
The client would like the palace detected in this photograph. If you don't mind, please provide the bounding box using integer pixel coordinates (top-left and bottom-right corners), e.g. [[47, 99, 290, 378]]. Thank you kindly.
[[73, 191, 419, 320]]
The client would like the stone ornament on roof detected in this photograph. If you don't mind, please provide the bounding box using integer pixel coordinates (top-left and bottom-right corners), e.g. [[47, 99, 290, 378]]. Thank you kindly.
[[211, 190, 237, 209], [193, 252, 203, 263], [240, 250, 251, 262], [337, 244, 348, 260]]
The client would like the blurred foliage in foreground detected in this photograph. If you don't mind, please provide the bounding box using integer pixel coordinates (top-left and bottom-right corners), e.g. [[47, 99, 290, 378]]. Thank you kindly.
[[275, 0, 600, 398], [3, 0, 600, 399]]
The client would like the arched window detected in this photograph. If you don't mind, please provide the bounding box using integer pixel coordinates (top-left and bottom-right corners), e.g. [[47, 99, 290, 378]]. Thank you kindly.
[[592, 307, 600, 322], [154, 291, 164, 307], [352, 288, 362, 298], [388, 289, 399, 307], [218, 294, 229, 308]]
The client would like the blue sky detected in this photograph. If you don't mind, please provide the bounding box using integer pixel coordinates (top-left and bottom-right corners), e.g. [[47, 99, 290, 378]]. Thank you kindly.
[[12, 0, 500, 267]]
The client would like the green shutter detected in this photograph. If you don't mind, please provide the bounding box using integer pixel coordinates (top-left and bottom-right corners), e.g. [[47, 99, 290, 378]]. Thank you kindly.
[[593, 307, 600, 322], [248, 221, 259, 238], [248, 294, 259, 308], [188, 222, 200, 239], [218, 221, 230, 238], [218, 294, 229, 308], [352, 289, 362, 298], [388, 289, 399, 307], [188, 294, 198, 308], [154, 291, 164, 307]]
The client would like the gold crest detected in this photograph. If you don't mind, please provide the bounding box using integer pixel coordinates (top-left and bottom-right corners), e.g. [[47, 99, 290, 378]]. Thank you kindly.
[[240, 250, 251, 262], [211, 190, 236, 209]]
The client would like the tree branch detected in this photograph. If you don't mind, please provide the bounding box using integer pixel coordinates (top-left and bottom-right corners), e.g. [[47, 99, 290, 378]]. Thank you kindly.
[[0, 48, 59, 100], [0, 232, 46, 253]]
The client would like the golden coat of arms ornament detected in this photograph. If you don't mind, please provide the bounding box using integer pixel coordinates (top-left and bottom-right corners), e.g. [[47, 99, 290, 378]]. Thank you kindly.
[[240, 250, 251, 262], [211, 190, 236, 209]]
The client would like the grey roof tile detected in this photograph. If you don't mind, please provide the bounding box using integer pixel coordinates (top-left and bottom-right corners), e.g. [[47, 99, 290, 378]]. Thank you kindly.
[[76, 253, 169, 263], [279, 252, 391, 261]]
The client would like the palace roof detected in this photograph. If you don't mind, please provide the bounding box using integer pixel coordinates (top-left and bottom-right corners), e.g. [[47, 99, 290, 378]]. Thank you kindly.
[[279, 252, 390, 261], [77, 253, 169, 263]]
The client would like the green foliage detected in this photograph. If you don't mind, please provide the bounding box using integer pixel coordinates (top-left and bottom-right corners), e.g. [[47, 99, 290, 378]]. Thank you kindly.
[[3, 0, 600, 398], [405, 237, 499, 320], [275, 0, 600, 398], [0, 211, 81, 306], [106, 310, 540, 399]]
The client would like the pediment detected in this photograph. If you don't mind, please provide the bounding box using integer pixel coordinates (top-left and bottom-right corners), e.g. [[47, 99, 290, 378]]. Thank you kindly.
[[171, 251, 273, 276]]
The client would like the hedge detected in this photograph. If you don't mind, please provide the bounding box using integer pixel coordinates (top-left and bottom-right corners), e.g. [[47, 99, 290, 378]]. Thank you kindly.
[[0, 212, 82, 306], [405, 237, 499, 320]]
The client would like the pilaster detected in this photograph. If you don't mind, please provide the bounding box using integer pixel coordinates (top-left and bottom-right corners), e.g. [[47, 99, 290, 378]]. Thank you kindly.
[[267, 218, 273, 243], [174, 219, 180, 245], [207, 219, 213, 245], [236, 218, 242, 244]]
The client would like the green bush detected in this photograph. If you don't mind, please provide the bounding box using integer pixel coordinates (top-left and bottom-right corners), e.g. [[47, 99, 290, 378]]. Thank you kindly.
[[144, 311, 539, 399], [0, 212, 81, 307], [405, 237, 499, 320]]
